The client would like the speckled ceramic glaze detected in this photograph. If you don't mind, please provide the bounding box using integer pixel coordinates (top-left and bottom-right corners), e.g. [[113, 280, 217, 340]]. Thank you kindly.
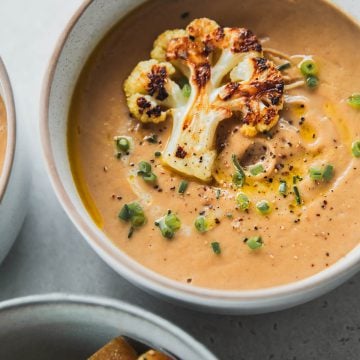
[[0, 293, 216, 360], [41, 0, 360, 314], [0, 57, 28, 263]]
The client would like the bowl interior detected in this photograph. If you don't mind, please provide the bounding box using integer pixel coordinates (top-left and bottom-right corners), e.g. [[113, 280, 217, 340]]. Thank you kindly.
[[0, 294, 215, 360], [0, 58, 15, 201]]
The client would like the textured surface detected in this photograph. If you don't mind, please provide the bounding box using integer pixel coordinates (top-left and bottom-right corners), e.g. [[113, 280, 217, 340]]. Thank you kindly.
[[0, 1, 359, 359]]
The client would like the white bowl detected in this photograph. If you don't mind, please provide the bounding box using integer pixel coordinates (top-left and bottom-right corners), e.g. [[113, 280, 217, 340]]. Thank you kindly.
[[0, 293, 216, 360], [0, 57, 28, 263], [40, 0, 360, 314]]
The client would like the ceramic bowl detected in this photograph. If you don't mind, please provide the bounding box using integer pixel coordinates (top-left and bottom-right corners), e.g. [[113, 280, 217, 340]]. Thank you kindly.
[[40, 0, 360, 314], [0, 57, 28, 264], [0, 293, 216, 360]]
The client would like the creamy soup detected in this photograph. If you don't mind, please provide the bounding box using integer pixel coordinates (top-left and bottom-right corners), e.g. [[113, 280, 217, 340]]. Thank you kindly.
[[69, 0, 360, 290], [0, 96, 7, 176]]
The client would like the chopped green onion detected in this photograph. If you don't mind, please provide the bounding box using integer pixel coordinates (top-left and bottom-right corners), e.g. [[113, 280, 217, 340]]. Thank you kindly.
[[309, 167, 323, 181], [256, 200, 271, 215], [155, 221, 174, 239], [178, 180, 188, 194], [144, 134, 158, 144], [155, 212, 181, 239], [352, 140, 360, 157], [300, 59, 318, 76], [119, 202, 146, 229], [131, 214, 147, 227], [278, 180, 287, 196], [118, 204, 131, 221], [216, 189, 221, 199], [127, 226, 134, 239], [182, 83, 191, 98], [309, 164, 334, 182], [246, 236, 263, 250], [211, 242, 221, 255], [293, 186, 302, 205], [236, 192, 250, 211], [142, 172, 157, 184], [165, 213, 181, 231], [306, 75, 319, 89], [277, 62, 291, 72], [231, 154, 246, 187], [154, 151, 162, 157], [293, 175, 303, 184], [138, 161, 152, 175], [249, 163, 264, 176], [115, 137, 130, 152], [137, 161, 157, 184], [347, 94, 360, 109], [194, 216, 208, 233], [322, 164, 334, 182]]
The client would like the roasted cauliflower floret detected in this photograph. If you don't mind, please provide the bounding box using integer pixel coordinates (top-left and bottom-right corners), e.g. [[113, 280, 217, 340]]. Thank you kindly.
[[124, 18, 284, 181]]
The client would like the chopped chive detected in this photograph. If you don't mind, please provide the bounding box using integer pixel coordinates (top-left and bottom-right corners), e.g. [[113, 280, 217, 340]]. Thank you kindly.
[[278, 180, 287, 196], [155, 220, 174, 239], [231, 154, 246, 187], [322, 164, 334, 182], [277, 62, 291, 72], [194, 216, 208, 233], [236, 192, 250, 211], [306, 75, 319, 89], [144, 134, 158, 144], [245, 236, 263, 250], [309, 164, 334, 182], [131, 214, 146, 227], [115, 137, 130, 152], [178, 180, 188, 194], [138, 161, 152, 175], [347, 94, 360, 109], [249, 163, 264, 176], [182, 83, 191, 98], [216, 189, 221, 199], [226, 213, 233, 219], [256, 200, 271, 215], [292, 175, 303, 184], [118, 204, 131, 221], [352, 140, 360, 157], [165, 213, 181, 231], [142, 172, 157, 184], [119, 202, 146, 235], [127, 226, 134, 239], [154, 151, 162, 157], [211, 242, 221, 255], [300, 59, 318, 76], [293, 185, 302, 205], [138, 161, 157, 184], [309, 167, 323, 181], [155, 212, 181, 239]]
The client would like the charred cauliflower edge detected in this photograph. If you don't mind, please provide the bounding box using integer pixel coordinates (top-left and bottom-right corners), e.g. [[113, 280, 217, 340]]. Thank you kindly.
[[124, 18, 284, 182]]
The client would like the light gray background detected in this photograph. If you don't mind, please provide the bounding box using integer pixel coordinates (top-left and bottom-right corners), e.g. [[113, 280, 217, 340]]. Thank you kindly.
[[0, 1, 359, 359]]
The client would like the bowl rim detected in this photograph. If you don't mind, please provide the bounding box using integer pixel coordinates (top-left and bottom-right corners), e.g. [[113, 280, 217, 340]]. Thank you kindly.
[[40, 0, 360, 310], [0, 57, 16, 202], [0, 292, 217, 359]]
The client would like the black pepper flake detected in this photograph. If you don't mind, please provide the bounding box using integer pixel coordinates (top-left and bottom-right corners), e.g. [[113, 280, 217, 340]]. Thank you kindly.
[[181, 11, 190, 19]]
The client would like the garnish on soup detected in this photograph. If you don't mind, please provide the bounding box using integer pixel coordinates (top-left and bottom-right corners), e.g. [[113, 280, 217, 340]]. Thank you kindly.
[[124, 18, 284, 182]]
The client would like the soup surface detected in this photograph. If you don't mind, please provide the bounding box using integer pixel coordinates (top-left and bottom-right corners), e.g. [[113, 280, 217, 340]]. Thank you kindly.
[[0, 96, 7, 177], [69, 0, 360, 290]]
